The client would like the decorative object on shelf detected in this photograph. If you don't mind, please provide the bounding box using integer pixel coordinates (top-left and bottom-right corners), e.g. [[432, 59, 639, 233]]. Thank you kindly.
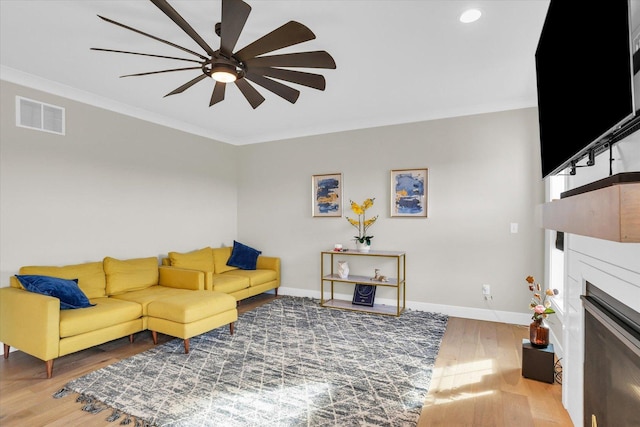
[[312, 173, 343, 217], [355, 241, 371, 253], [352, 284, 377, 307], [334, 243, 343, 251], [346, 198, 378, 252], [390, 168, 428, 217], [525, 275, 559, 348], [371, 268, 389, 282], [337, 261, 349, 279]]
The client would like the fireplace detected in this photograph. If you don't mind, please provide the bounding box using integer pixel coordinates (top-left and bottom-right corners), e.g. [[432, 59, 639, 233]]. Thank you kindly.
[[581, 282, 640, 427]]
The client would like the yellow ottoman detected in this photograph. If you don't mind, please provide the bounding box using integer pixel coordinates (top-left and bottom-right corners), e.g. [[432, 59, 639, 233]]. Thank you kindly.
[[147, 290, 237, 353]]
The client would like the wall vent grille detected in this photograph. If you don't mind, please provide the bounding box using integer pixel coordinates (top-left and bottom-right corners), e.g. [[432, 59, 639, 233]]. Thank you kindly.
[[16, 96, 65, 135]]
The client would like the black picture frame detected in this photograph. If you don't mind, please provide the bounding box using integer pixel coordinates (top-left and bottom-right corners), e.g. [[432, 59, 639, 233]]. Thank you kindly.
[[352, 284, 377, 307]]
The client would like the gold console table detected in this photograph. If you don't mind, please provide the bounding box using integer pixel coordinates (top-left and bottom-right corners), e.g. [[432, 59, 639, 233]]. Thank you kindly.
[[320, 250, 406, 316]]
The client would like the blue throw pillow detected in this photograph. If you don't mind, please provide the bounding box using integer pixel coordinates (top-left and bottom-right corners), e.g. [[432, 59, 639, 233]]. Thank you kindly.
[[15, 274, 95, 310], [226, 240, 262, 270]]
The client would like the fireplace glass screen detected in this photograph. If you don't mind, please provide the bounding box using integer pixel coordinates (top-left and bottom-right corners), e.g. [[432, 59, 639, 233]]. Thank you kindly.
[[583, 284, 640, 427]]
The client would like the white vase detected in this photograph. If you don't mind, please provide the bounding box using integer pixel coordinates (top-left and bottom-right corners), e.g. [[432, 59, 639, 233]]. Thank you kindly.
[[355, 241, 371, 253], [337, 261, 349, 278]]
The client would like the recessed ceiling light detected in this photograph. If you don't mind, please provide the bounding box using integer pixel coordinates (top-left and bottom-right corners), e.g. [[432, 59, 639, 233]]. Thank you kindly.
[[460, 9, 482, 23]]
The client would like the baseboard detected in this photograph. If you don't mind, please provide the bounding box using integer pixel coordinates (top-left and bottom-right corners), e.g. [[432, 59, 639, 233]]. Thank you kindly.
[[549, 328, 564, 361], [279, 286, 532, 325]]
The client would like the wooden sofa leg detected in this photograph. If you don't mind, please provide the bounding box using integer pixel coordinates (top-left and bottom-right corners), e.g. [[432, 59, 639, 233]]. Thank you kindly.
[[183, 339, 190, 354], [3, 344, 9, 359], [151, 331, 158, 345], [129, 334, 134, 343], [230, 322, 235, 335], [275, 288, 278, 296], [45, 360, 54, 379]]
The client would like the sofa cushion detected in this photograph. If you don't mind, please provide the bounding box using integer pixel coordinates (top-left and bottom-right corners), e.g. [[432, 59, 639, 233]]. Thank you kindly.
[[223, 269, 277, 286], [111, 285, 190, 315], [212, 247, 237, 274], [168, 247, 214, 272], [226, 240, 262, 270], [104, 256, 159, 296], [59, 297, 142, 338], [211, 274, 250, 294], [18, 262, 106, 299], [15, 275, 95, 310]]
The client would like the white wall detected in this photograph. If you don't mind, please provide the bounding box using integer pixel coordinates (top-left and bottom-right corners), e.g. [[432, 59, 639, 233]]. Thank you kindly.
[[1, 78, 546, 325], [237, 108, 544, 321], [0, 80, 239, 284]]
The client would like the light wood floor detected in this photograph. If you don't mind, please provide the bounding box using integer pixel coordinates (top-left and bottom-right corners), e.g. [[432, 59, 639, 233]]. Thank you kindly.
[[0, 295, 574, 426]]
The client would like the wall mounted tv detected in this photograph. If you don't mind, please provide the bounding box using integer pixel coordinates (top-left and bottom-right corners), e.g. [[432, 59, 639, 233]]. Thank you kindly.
[[535, 0, 637, 178]]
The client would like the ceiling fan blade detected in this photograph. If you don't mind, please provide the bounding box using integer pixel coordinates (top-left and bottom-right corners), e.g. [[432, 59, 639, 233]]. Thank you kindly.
[[245, 73, 299, 104], [253, 68, 325, 90], [234, 21, 316, 62], [164, 74, 209, 97], [150, 0, 216, 57], [121, 66, 202, 78], [91, 48, 202, 64], [244, 51, 336, 69], [210, 81, 226, 106], [220, 0, 251, 58], [234, 78, 265, 109], [97, 15, 207, 60]]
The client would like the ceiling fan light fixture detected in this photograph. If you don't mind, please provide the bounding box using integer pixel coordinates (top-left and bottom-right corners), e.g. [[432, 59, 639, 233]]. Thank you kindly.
[[211, 63, 237, 83]]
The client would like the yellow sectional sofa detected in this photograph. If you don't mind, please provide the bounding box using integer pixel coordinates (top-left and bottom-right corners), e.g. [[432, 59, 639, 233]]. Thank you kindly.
[[0, 256, 237, 378], [163, 246, 280, 302]]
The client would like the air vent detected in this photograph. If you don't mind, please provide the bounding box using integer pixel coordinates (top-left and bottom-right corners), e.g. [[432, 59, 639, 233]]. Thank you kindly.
[[16, 96, 65, 135]]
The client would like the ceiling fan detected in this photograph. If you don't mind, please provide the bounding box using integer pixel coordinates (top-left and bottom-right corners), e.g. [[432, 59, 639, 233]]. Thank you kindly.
[[92, 0, 336, 109]]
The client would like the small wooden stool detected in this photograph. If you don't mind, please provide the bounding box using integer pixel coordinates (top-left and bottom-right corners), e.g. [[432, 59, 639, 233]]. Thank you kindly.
[[147, 290, 237, 353], [522, 339, 555, 383]]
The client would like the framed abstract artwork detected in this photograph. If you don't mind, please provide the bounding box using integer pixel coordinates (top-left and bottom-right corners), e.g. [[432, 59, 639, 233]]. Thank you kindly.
[[390, 168, 428, 217], [312, 173, 343, 217]]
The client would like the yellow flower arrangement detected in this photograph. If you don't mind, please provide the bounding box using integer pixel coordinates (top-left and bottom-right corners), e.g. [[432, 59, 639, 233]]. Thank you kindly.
[[346, 198, 378, 245], [525, 275, 559, 321]]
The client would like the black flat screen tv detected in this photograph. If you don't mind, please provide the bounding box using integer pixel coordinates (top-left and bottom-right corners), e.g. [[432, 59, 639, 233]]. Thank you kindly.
[[535, 0, 635, 178]]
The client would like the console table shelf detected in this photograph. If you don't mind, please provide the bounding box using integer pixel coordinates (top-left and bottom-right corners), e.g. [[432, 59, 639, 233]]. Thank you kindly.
[[320, 250, 406, 316], [322, 274, 399, 287]]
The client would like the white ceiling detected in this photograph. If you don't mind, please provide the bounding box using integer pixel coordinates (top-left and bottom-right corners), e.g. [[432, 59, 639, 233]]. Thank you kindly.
[[0, 0, 550, 145]]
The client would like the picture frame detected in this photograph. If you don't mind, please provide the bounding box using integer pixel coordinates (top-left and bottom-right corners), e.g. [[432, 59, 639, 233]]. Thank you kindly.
[[312, 173, 343, 217], [390, 168, 428, 217], [352, 284, 377, 307]]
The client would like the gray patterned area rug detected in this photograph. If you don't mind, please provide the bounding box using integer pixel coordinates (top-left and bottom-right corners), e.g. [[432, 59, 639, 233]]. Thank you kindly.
[[55, 296, 448, 426]]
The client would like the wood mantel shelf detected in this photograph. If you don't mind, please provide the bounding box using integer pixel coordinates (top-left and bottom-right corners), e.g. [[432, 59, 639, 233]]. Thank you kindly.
[[542, 182, 640, 243]]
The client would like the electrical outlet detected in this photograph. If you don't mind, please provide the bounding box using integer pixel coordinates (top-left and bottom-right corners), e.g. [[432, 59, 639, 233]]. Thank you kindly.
[[482, 284, 491, 295]]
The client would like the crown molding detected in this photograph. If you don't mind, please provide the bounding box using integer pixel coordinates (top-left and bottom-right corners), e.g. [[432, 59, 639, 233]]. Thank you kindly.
[[1, 65, 230, 144]]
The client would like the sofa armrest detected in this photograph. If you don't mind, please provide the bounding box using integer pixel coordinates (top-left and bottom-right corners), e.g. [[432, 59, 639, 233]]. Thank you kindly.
[[0, 287, 60, 362], [158, 266, 204, 291], [256, 256, 281, 283]]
